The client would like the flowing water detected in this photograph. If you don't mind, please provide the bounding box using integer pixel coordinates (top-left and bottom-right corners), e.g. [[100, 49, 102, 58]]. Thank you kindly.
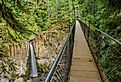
[[29, 42, 38, 77]]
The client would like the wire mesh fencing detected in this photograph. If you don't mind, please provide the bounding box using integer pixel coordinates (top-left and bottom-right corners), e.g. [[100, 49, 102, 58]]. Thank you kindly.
[[44, 21, 75, 82], [79, 20, 121, 82]]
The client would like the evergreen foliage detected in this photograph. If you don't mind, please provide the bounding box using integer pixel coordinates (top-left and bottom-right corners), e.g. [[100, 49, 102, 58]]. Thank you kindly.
[[1, 0, 121, 81], [78, 0, 121, 81], [0, 0, 74, 56]]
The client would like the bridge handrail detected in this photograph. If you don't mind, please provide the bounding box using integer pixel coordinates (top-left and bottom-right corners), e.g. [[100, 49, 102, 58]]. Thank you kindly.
[[44, 38, 67, 82], [79, 20, 121, 82], [44, 20, 76, 82], [79, 20, 121, 45], [94, 28, 121, 45]]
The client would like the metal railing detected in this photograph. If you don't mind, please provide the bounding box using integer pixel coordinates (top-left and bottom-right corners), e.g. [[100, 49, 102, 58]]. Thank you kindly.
[[44, 20, 75, 82], [79, 20, 121, 82]]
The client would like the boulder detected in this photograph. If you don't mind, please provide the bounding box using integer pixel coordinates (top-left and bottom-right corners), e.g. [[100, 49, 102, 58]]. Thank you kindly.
[[14, 77, 24, 82]]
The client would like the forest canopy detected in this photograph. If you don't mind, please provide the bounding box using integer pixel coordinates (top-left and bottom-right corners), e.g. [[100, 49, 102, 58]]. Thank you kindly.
[[0, 0, 75, 56], [0, 0, 121, 82]]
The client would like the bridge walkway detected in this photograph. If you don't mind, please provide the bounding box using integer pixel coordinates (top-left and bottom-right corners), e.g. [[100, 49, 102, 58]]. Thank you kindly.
[[68, 21, 102, 82]]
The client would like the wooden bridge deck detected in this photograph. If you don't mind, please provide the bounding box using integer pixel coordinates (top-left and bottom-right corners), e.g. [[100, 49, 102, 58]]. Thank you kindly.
[[68, 21, 102, 82]]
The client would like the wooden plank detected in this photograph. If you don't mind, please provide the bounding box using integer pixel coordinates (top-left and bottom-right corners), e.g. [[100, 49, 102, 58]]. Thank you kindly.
[[68, 20, 102, 82], [70, 65, 98, 71], [72, 58, 94, 62], [71, 60, 95, 66], [69, 77, 101, 82], [70, 70, 100, 78]]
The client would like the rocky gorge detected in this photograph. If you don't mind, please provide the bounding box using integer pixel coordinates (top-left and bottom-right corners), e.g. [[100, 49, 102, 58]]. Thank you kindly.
[[0, 23, 69, 82]]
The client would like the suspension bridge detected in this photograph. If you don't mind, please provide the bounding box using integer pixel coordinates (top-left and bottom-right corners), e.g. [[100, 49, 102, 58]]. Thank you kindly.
[[67, 20, 101, 82], [42, 20, 103, 82], [28, 19, 121, 82]]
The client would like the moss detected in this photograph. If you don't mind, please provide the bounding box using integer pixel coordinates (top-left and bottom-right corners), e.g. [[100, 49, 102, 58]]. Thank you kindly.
[[24, 66, 30, 77]]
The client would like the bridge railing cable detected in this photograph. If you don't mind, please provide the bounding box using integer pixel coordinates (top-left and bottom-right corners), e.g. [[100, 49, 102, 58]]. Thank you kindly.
[[79, 20, 121, 82], [44, 20, 76, 82]]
